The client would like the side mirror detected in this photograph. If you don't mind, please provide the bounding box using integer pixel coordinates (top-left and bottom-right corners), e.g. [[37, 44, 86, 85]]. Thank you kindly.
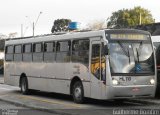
[[104, 45, 109, 55]]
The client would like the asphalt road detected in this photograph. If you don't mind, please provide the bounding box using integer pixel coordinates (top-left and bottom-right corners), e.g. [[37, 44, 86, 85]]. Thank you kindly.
[[0, 100, 61, 115], [0, 76, 160, 115]]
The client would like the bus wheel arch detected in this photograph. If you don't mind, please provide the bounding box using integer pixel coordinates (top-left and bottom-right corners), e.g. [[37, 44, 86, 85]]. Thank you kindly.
[[19, 73, 29, 94], [70, 76, 84, 103]]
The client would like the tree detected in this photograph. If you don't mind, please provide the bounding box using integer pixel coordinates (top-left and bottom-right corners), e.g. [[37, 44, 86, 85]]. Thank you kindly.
[[0, 34, 7, 51], [87, 20, 106, 30], [8, 32, 17, 38], [0, 34, 7, 39], [107, 6, 155, 28], [0, 39, 5, 51], [51, 19, 72, 33]]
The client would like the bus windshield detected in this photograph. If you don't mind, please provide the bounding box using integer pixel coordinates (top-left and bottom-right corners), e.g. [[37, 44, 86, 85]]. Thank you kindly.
[[109, 40, 155, 75]]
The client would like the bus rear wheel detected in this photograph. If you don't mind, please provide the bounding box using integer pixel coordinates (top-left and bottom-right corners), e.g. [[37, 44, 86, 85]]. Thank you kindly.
[[72, 81, 84, 103], [20, 77, 29, 95]]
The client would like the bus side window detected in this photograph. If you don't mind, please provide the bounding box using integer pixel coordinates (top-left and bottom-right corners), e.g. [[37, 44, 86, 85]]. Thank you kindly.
[[33, 43, 43, 62], [23, 44, 32, 62], [5, 46, 14, 61], [72, 39, 89, 65], [56, 41, 71, 62], [14, 45, 22, 61], [44, 42, 56, 62], [44, 42, 55, 52]]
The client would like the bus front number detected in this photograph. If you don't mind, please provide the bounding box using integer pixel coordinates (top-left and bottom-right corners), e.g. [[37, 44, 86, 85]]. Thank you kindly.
[[119, 77, 131, 82]]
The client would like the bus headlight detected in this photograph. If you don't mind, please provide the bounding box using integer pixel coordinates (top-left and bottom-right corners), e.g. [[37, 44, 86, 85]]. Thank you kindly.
[[150, 79, 155, 85], [112, 79, 118, 85]]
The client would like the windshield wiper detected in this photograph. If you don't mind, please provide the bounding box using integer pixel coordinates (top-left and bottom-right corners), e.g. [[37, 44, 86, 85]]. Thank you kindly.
[[136, 41, 143, 63], [136, 48, 139, 63], [118, 41, 131, 64]]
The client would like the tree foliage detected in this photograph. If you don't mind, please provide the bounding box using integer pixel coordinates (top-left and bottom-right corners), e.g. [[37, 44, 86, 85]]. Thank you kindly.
[[107, 6, 155, 28], [0, 34, 6, 51], [87, 20, 106, 30], [51, 19, 72, 33]]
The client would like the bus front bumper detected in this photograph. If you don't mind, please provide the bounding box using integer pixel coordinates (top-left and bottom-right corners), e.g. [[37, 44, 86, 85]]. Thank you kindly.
[[106, 85, 156, 99]]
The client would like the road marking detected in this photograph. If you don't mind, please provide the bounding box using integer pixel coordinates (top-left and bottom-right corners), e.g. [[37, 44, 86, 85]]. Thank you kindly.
[[16, 95, 85, 108], [0, 94, 9, 97], [0, 87, 13, 91], [124, 101, 143, 105]]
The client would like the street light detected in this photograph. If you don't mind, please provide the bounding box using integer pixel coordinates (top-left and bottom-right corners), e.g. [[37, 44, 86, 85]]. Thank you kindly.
[[33, 11, 43, 36], [25, 11, 43, 37]]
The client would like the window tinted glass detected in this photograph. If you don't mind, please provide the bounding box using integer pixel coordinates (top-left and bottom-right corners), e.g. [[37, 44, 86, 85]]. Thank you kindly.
[[33, 43, 42, 52], [56, 41, 71, 62], [72, 39, 89, 64], [72, 40, 89, 51], [24, 44, 32, 53], [14, 45, 22, 53], [6, 46, 13, 54], [44, 42, 55, 52], [57, 41, 71, 52]]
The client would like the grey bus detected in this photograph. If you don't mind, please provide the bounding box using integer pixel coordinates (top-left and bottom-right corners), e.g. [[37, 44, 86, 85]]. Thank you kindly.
[[4, 29, 156, 103]]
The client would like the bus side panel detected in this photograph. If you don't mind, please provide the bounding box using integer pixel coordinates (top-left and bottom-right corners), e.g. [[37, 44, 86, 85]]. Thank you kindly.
[[4, 62, 15, 86], [66, 63, 91, 98], [46, 63, 69, 94], [17, 63, 47, 91]]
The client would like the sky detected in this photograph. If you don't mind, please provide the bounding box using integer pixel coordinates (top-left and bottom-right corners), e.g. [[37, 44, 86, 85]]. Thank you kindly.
[[0, 0, 159, 37]]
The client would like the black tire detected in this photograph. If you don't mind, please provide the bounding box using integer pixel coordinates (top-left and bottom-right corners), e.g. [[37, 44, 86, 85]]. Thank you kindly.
[[115, 99, 126, 103], [20, 77, 29, 95], [72, 81, 84, 103]]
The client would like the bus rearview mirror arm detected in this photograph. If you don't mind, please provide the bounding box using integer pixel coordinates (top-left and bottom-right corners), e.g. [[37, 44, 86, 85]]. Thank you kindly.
[[104, 45, 109, 55]]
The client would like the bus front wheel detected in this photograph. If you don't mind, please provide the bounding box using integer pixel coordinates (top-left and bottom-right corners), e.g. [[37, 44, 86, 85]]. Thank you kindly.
[[72, 81, 84, 103], [20, 77, 29, 95]]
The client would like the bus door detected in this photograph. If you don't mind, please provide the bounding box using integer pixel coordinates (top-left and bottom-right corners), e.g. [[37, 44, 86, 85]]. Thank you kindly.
[[90, 40, 104, 99]]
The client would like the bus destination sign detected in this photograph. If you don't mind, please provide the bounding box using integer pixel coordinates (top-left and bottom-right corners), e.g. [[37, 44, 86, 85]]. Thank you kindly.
[[110, 34, 148, 40]]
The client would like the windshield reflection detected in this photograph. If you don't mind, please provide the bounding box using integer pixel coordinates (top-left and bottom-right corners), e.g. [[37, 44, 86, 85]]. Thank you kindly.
[[109, 41, 155, 75]]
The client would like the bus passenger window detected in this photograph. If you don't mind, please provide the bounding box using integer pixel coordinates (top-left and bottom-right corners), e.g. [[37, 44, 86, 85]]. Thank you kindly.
[[44, 42, 55, 52], [33, 43, 43, 62], [14, 45, 22, 61], [23, 44, 32, 62], [56, 41, 71, 62], [44, 42, 56, 62], [72, 39, 89, 65], [33, 43, 42, 52], [23, 44, 32, 53], [14, 45, 22, 53], [6, 46, 13, 54], [5, 46, 14, 61]]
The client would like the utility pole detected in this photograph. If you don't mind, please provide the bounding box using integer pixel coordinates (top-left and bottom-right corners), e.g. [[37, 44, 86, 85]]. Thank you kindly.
[[33, 22, 35, 36], [33, 11, 42, 37], [139, 13, 142, 25], [21, 24, 23, 37], [26, 11, 42, 37]]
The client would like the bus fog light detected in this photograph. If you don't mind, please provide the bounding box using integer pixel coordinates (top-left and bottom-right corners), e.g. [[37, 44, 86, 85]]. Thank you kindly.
[[150, 79, 155, 85], [112, 79, 118, 85]]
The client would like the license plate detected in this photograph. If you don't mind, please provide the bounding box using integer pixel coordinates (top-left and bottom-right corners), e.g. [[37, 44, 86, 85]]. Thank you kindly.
[[132, 87, 140, 92], [119, 76, 131, 82]]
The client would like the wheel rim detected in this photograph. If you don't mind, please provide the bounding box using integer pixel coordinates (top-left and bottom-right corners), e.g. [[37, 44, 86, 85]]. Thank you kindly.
[[21, 79, 26, 92], [74, 87, 82, 99]]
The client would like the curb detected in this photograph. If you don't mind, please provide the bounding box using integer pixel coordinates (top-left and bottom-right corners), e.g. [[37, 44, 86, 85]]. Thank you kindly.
[[127, 98, 160, 105], [0, 82, 4, 84]]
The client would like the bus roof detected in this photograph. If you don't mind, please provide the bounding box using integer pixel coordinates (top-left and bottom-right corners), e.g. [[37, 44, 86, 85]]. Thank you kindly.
[[5, 29, 150, 45]]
